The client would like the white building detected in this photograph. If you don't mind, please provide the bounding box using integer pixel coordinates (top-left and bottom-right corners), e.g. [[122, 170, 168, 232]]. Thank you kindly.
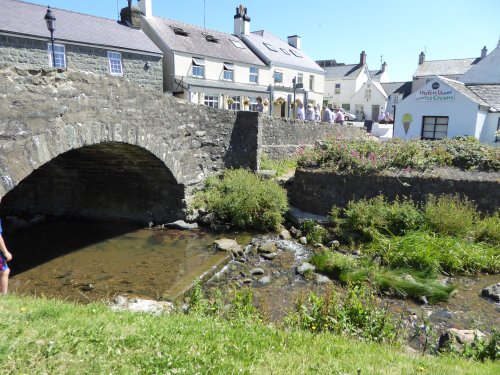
[[394, 42, 500, 146], [234, 6, 325, 118], [139, 1, 270, 111]]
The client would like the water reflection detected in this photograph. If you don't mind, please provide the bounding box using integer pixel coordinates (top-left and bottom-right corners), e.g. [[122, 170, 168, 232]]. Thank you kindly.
[[8, 219, 246, 302]]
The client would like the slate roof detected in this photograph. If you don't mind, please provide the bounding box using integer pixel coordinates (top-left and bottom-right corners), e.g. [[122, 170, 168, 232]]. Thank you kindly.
[[467, 84, 500, 111], [241, 30, 324, 74], [143, 16, 265, 66], [175, 77, 269, 94], [316, 61, 364, 79], [0, 0, 161, 55], [414, 58, 480, 77], [439, 77, 492, 108], [381, 81, 412, 98]]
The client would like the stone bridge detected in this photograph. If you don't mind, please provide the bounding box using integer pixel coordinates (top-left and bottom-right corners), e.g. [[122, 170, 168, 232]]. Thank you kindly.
[[0, 66, 366, 224]]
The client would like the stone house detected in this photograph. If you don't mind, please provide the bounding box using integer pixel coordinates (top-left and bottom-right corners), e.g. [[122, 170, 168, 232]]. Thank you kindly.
[[138, 1, 269, 112], [317, 52, 390, 121], [0, 0, 163, 90]]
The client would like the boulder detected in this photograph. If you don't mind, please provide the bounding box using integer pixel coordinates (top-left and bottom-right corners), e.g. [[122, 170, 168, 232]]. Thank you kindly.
[[260, 252, 278, 260], [299, 236, 307, 245], [482, 283, 500, 302], [165, 220, 198, 230], [250, 268, 265, 276], [279, 229, 292, 240], [438, 329, 485, 352], [316, 274, 331, 285], [213, 238, 243, 257], [110, 295, 174, 315], [257, 276, 271, 285], [258, 242, 278, 254], [296, 262, 315, 275], [327, 240, 340, 249]]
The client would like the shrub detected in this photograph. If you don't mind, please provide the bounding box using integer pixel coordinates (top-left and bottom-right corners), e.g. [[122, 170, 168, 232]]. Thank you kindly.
[[311, 251, 369, 284], [462, 330, 500, 362], [331, 196, 424, 241], [193, 169, 288, 231], [301, 219, 328, 245], [475, 212, 500, 246], [423, 195, 479, 237], [288, 286, 401, 343]]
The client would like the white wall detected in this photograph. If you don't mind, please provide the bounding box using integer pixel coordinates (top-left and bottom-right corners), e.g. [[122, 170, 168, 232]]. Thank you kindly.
[[394, 79, 481, 140], [350, 80, 387, 121], [460, 45, 500, 84], [480, 114, 500, 146]]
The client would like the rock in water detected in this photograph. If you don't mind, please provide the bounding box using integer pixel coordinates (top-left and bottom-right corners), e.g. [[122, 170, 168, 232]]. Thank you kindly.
[[165, 220, 198, 230], [213, 238, 243, 257], [296, 262, 315, 275], [482, 283, 500, 302]]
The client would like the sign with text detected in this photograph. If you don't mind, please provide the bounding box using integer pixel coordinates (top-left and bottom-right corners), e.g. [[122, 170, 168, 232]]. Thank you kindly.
[[416, 82, 455, 102]]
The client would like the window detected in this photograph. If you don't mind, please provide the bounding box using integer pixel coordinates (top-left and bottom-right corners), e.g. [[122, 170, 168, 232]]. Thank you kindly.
[[230, 39, 244, 48], [393, 95, 399, 104], [48, 43, 66, 68], [342, 104, 350, 111], [335, 83, 341, 94], [171, 26, 189, 36], [309, 75, 314, 91], [223, 62, 234, 81], [365, 88, 372, 100], [203, 33, 219, 43], [495, 118, 500, 142], [422, 116, 449, 140], [192, 57, 205, 78], [274, 71, 283, 84], [296, 73, 303, 85], [280, 48, 290, 55], [230, 96, 241, 111], [290, 50, 302, 58], [263, 42, 278, 52], [248, 97, 259, 111], [204, 94, 219, 108], [107, 51, 123, 76], [249, 67, 258, 83]]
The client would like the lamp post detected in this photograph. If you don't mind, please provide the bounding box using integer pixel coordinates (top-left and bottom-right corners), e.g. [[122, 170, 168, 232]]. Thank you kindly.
[[44, 6, 56, 67]]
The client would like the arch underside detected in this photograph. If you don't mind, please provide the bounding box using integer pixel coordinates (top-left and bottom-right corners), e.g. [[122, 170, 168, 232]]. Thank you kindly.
[[1, 142, 186, 224]]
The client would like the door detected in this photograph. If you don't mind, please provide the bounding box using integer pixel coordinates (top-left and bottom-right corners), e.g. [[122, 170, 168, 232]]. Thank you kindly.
[[371, 105, 380, 121]]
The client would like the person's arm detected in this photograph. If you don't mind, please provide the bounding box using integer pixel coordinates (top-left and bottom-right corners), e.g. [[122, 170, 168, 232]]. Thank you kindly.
[[0, 235, 12, 261]]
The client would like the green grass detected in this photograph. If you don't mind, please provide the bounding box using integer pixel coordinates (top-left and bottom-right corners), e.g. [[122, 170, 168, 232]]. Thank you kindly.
[[1, 295, 499, 374], [259, 154, 298, 177]]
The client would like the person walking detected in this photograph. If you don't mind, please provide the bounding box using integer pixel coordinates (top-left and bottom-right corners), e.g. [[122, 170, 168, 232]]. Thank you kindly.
[[296, 102, 305, 120], [256, 97, 264, 113], [334, 108, 344, 125], [322, 105, 333, 123], [0, 197, 12, 294], [314, 104, 321, 121], [305, 104, 315, 121]]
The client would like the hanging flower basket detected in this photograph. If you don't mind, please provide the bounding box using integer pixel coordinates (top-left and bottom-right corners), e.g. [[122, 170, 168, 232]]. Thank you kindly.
[[263, 99, 269, 107], [226, 97, 235, 106], [243, 98, 250, 106], [273, 97, 285, 106]]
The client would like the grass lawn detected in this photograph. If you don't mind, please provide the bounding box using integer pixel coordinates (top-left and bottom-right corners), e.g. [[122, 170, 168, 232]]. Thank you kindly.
[[1, 295, 499, 374]]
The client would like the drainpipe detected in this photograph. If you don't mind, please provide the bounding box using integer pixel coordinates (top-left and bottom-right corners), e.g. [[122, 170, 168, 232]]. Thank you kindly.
[[269, 86, 274, 116], [392, 104, 396, 136]]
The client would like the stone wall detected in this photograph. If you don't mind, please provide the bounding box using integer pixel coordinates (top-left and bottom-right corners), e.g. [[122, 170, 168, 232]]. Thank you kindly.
[[0, 35, 163, 91], [260, 116, 367, 160], [288, 169, 500, 215]]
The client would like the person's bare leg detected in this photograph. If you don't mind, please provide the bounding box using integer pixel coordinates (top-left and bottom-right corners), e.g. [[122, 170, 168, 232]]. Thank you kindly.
[[0, 269, 9, 294]]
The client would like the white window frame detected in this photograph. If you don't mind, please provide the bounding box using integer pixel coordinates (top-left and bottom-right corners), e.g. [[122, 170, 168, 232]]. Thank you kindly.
[[274, 71, 283, 84], [297, 73, 303, 85], [422, 116, 449, 140], [204, 94, 219, 108], [192, 57, 205, 78], [248, 96, 259, 111], [107, 51, 123, 76], [230, 96, 241, 111], [249, 67, 258, 84], [48, 43, 66, 68], [335, 83, 341, 94], [223, 63, 234, 81], [309, 75, 314, 91]]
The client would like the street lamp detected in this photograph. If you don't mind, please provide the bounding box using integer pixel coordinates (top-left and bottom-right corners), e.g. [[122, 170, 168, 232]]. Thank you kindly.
[[44, 6, 56, 67]]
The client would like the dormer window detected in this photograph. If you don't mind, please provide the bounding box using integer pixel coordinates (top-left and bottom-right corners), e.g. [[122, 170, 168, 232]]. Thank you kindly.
[[280, 48, 290, 55], [171, 25, 189, 36], [203, 33, 219, 43], [290, 50, 302, 58], [263, 42, 278, 52]]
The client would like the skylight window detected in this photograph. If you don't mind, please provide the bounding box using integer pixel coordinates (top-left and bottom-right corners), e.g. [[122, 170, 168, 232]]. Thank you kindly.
[[170, 25, 189, 36], [203, 33, 219, 43], [290, 50, 302, 58], [280, 48, 290, 55], [230, 40, 245, 49], [263, 42, 278, 52]]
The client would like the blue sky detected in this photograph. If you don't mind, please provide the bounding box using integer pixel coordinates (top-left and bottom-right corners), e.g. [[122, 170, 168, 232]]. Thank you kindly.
[[28, 0, 500, 82]]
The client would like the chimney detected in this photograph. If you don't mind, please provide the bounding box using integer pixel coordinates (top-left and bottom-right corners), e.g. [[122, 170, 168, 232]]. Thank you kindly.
[[481, 46, 488, 59], [359, 51, 367, 65], [418, 51, 425, 65], [381, 61, 387, 72], [120, 2, 142, 28], [138, 0, 152, 17], [287, 35, 301, 50], [234, 5, 250, 36]]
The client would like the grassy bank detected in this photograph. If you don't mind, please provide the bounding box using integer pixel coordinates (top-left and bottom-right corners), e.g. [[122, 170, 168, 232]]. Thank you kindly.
[[1, 295, 499, 374]]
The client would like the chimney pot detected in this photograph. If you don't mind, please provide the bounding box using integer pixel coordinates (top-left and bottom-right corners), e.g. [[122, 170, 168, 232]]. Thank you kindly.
[[382, 61, 387, 72], [360, 51, 366, 65], [481, 46, 488, 59], [138, 0, 152, 17]]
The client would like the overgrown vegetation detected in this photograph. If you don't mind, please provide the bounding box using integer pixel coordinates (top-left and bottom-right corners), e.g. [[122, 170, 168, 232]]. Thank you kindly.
[[297, 137, 500, 173], [193, 169, 288, 231], [287, 285, 401, 343], [259, 153, 298, 177], [3, 295, 499, 374]]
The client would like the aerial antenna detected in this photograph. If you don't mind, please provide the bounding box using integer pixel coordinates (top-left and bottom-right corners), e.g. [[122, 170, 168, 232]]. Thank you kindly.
[[380, 54, 383, 65], [203, 0, 206, 28], [117, 0, 119, 20]]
